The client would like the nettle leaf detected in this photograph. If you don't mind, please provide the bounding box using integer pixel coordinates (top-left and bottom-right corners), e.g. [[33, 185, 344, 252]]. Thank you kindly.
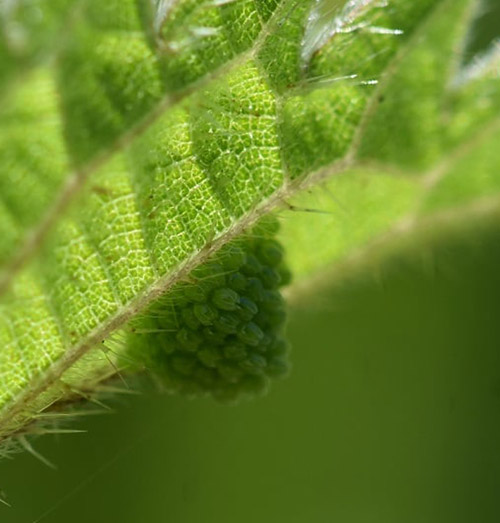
[[0, 0, 498, 449]]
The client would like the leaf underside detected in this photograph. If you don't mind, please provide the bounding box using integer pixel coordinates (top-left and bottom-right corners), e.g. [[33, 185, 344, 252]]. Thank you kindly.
[[0, 0, 498, 443]]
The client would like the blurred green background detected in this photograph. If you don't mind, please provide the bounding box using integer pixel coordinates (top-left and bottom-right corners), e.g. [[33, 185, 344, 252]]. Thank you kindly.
[[1, 221, 500, 523]]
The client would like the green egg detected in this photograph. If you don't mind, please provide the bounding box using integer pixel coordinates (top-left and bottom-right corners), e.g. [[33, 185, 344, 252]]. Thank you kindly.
[[267, 308, 287, 329], [214, 312, 240, 334], [183, 284, 207, 303], [241, 253, 262, 276], [194, 262, 226, 289], [212, 385, 240, 403], [240, 375, 268, 396], [211, 287, 240, 311], [218, 361, 244, 383], [193, 302, 218, 326], [261, 289, 284, 313], [202, 325, 227, 344], [240, 353, 267, 375], [198, 346, 221, 368], [223, 343, 247, 361], [256, 334, 273, 352], [245, 277, 265, 302], [170, 353, 197, 376], [260, 266, 281, 289], [221, 245, 246, 271], [193, 366, 217, 388], [175, 328, 202, 351], [158, 334, 177, 355], [180, 306, 201, 330], [269, 337, 289, 356], [266, 357, 290, 378], [227, 271, 248, 292], [257, 239, 283, 267], [237, 322, 264, 346]]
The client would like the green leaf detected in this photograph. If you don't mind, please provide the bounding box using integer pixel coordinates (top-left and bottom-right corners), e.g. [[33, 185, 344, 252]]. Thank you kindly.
[[0, 0, 498, 445]]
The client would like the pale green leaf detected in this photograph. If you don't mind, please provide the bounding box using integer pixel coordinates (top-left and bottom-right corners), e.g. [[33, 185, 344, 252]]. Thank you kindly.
[[0, 0, 498, 445]]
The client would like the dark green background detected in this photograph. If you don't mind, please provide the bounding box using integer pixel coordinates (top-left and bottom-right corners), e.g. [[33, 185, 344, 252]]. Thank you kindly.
[[1, 221, 500, 523]]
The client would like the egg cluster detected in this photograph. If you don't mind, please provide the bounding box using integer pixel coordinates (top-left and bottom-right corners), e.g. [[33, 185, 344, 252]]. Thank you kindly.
[[127, 219, 292, 402]]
